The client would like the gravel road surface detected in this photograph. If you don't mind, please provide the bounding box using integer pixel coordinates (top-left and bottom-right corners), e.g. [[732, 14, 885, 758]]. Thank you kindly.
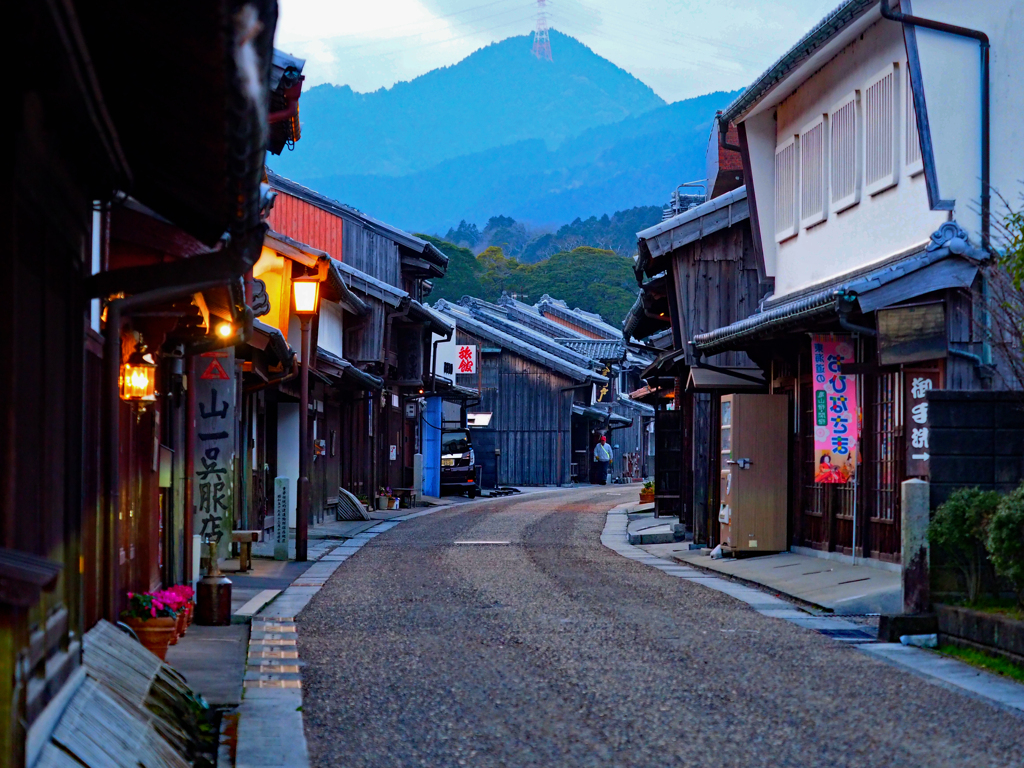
[[297, 486, 1023, 767]]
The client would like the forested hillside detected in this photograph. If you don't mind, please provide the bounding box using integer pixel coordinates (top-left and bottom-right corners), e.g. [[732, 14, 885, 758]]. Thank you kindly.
[[421, 235, 637, 327], [443, 207, 663, 262]]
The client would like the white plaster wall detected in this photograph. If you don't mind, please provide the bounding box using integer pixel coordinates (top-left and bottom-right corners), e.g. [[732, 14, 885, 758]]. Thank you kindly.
[[277, 403, 299, 526], [910, 0, 1024, 245], [318, 301, 344, 358], [769, 19, 945, 299], [432, 318, 459, 381], [743, 109, 779, 280]]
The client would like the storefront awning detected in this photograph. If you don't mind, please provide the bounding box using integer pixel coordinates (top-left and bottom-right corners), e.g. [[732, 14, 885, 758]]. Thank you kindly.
[[687, 366, 765, 391], [316, 347, 384, 391], [571, 404, 633, 427], [641, 348, 687, 379]]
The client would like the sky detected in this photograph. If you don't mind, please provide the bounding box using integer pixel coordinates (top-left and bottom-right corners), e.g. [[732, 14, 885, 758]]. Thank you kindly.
[[274, 0, 841, 103]]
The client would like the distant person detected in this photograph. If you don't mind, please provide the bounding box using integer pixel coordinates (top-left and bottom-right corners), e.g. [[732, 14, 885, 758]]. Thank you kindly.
[[593, 435, 613, 485]]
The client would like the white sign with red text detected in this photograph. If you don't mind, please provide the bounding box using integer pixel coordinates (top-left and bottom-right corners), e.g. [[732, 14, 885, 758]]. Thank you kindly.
[[456, 345, 476, 375]]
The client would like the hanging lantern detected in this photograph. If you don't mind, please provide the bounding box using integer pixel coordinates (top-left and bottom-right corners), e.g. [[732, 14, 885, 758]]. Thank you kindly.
[[120, 345, 157, 401]]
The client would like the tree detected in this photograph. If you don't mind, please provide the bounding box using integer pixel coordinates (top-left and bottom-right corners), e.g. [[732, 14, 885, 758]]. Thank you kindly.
[[928, 487, 1001, 603]]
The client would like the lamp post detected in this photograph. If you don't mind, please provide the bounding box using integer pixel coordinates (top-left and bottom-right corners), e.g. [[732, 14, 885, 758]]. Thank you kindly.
[[292, 275, 320, 562]]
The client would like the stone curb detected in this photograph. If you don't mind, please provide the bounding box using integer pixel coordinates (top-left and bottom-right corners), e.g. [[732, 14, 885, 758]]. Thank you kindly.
[[601, 505, 1024, 718]]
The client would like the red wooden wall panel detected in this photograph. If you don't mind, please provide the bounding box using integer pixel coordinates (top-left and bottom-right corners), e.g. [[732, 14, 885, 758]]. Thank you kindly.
[[266, 191, 345, 261]]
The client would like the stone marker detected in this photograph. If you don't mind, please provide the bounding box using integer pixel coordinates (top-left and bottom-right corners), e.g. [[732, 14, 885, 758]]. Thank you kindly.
[[901, 478, 930, 614], [275, 477, 289, 561]]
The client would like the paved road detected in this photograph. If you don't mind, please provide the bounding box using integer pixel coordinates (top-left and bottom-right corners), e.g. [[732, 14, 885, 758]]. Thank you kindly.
[[298, 487, 1023, 767]]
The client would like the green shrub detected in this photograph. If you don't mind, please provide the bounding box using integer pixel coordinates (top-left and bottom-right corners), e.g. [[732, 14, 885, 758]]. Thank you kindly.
[[929, 487, 1001, 603], [987, 483, 1024, 606]]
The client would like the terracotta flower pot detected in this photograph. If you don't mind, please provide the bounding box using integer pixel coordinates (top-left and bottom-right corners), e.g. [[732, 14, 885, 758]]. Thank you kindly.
[[125, 617, 177, 660], [175, 610, 187, 640], [186, 600, 195, 626], [639, 491, 655, 504]]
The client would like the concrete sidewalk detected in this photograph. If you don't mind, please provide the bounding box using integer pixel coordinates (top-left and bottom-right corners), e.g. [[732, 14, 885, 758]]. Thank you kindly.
[[654, 546, 901, 615]]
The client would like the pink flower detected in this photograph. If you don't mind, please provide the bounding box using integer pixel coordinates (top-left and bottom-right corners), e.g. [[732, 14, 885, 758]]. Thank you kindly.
[[128, 592, 134, 599], [150, 607, 156, 618]]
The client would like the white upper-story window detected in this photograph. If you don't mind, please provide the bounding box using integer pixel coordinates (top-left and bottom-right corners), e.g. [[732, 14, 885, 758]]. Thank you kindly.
[[774, 136, 799, 242], [864, 63, 899, 196], [800, 116, 828, 229], [829, 91, 861, 214]]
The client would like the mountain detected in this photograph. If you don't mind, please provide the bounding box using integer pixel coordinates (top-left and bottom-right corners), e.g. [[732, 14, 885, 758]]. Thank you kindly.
[[421, 236, 637, 326], [444, 207, 664, 262], [291, 89, 739, 233], [271, 30, 664, 180]]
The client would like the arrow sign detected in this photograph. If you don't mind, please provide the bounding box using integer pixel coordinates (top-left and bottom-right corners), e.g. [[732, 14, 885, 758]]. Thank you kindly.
[[912, 452, 930, 462]]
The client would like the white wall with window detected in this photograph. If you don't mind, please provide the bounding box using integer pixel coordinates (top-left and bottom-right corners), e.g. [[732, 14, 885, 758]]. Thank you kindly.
[[747, 19, 946, 300]]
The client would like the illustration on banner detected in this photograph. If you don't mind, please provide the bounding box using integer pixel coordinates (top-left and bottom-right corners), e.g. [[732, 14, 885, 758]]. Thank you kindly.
[[811, 335, 858, 484]]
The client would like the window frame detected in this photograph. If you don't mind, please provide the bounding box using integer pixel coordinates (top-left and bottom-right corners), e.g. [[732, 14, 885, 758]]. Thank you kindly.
[[829, 90, 861, 215], [864, 62, 900, 197], [774, 134, 800, 242], [799, 115, 828, 230]]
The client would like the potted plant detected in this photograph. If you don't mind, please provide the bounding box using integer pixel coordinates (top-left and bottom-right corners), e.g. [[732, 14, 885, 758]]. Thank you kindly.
[[163, 585, 194, 641], [122, 591, 179, 660], [377, 487, 391, 510], [640, 480, 655, 504]]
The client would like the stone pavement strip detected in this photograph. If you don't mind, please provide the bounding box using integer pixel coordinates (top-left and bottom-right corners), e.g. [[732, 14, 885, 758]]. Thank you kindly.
[[602, 502, 1024, 716]]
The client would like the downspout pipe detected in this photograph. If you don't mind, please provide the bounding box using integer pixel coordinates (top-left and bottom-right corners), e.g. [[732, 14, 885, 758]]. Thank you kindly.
[[429, 324, 454, 395], [716, 112, 743, 153], [880, 0, 991, 251]]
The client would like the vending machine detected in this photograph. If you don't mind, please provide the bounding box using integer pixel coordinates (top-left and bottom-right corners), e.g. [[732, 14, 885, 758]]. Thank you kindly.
[[718, 394, 789, 554]]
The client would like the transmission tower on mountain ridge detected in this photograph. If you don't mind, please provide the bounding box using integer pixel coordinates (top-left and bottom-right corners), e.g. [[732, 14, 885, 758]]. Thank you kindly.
[[531, 0, 552, 61]]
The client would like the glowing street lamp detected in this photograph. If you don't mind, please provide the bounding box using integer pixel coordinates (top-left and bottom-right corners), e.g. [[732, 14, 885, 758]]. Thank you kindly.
[[119, 345, 157, 401], [292, 274, 322, 562], [292, 276, 320, 315]]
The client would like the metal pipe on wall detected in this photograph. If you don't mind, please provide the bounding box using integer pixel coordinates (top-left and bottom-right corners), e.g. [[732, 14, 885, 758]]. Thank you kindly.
[[880, 0, 991, 249]]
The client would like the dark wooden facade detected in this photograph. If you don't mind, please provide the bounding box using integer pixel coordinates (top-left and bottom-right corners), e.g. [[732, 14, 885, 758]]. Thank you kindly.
[[456, 329, 577, 487], [631, 187, 770, 538], [3, 1, 278, 763]]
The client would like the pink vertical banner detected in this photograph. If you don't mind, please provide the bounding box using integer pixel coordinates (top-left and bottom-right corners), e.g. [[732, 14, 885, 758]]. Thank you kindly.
[[811, 335, 858, 484]]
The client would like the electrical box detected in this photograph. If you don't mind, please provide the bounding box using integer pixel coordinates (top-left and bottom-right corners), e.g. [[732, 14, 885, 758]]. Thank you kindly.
[[719, 394, 788, 554]]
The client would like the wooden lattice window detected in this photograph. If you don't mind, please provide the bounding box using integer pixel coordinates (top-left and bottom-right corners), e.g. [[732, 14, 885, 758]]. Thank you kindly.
[[865, 63, 899, 196], [830, 91, 860, 213], [800, 117, 827, 229], [869, 372, 904, 522], [775, 136, 799, 241]]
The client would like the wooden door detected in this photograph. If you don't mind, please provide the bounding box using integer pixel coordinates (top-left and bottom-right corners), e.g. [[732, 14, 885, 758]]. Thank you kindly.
[[722, 394, 789, 553], [654, 407, 683, 518]]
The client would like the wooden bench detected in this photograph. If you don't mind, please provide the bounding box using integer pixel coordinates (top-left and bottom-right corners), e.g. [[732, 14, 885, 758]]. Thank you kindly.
[[390, 487, 417, 509], [231, 530, 260, 572]]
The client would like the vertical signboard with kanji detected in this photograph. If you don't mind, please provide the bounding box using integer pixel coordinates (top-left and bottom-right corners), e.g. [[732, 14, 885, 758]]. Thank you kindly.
[[811, 335, 859, 483], [905, 370, 939, 477], [456, 344, 476, 374], [194, 350, 236, 553]]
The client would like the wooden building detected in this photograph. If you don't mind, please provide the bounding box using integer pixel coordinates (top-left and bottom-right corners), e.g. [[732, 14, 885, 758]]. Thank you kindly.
[[434, 297, 652, 488], [627, 185, 770, 539], [3, 2, 280, 764], [256, 172, 452, 520]]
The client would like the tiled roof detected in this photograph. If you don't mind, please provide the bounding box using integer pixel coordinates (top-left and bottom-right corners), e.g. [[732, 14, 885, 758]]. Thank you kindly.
[[557, 338, 626, 362]]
